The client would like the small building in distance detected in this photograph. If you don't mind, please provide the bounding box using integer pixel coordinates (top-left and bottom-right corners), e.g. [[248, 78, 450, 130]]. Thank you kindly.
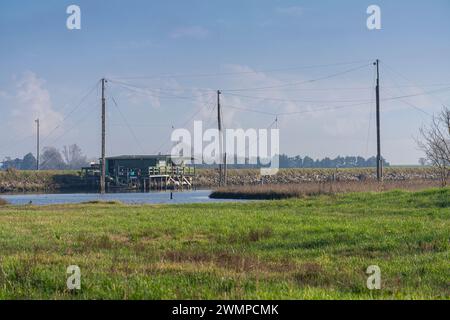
[[81, 154, 195, 191]]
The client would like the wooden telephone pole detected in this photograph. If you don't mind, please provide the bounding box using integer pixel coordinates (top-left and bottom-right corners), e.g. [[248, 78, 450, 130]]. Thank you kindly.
[[35, 118, 39, 170], [100, 78, 107, 194], [217, 90, 223, 186], [375, 59, 382, 182], [216, 90, 228, 186]]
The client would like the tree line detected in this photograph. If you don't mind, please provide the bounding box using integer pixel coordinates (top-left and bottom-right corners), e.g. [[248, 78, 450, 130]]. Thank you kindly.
[[195, 155, 390, 169], [1, 144, 91, 170], [279, 155, 390, 168]]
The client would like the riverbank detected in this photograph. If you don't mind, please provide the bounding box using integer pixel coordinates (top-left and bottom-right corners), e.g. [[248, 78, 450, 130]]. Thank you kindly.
[[196, 167, 441, 187], [0, 169, 90, 193], [0, 167, 441, 193], [0, 188, 448, 299]]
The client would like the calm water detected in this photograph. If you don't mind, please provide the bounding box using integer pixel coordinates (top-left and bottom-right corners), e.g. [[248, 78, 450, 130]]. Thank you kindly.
[[1, 190, 241, 206]]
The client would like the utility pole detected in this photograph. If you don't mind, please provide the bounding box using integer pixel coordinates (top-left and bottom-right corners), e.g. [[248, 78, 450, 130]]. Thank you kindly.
[[223, 152, 227, 186], [100, 78, 107, 194], [217, 90, 223, 187], [375, 59, 382, 182], [35, 118, 39, 170]]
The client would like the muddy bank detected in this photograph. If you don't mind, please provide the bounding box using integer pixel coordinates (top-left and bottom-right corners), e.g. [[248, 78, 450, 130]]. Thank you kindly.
[[0, 170, 93, 193], [195, 167, 441, 187]]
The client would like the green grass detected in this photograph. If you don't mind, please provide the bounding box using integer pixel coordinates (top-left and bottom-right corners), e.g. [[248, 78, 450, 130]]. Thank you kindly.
[[0, 188, 449, 299]]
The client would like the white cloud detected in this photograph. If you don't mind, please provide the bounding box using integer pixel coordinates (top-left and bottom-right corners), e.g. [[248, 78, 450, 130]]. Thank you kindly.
[[10, 72, 63, 136], [170, 26, 210, 39], [121, 86, 162, 109]]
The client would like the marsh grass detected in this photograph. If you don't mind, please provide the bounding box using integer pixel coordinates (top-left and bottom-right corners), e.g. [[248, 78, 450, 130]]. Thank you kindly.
[[0, 198, 8, 206], [210, 180, 443, 199], [0, 188, 448, 299]]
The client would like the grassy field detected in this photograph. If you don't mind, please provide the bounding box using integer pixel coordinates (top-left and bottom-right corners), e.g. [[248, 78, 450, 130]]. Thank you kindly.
[[0, 188, 449, 299]]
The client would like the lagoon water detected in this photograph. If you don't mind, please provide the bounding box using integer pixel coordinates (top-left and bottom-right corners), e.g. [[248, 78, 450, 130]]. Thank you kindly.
[[1, 190, 240, 206]]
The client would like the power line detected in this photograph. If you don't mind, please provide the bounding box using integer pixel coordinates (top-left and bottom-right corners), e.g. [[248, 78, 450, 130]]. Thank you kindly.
[[225, 92, 373, 104], [383, 87, 433, 117], [381, 86, 450, 102], [0, 81, 100, 158], [107, 60, 373, 80], [153, 95, 216, 154], [221, 87, 450, 118], [222, 101, 374, 117], [277, 101, 374, 116], [40, 80, 100, 144], [233, 116, 280, 164], [109, 123, 173, 128], [109, 75, 450, 103], [223, 105, 277, 116], [110, 95, 146, 154], [382, 61, 450, 107], [38, 103, 99, 169], [381, 64, 435, 117], [220, 63, 372, 92], [108, 79, 215, 101], [46, 105, 99, 146]]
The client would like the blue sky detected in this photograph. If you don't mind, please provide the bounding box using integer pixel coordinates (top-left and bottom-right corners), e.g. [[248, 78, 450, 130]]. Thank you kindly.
[[1, 0, 450, 164]]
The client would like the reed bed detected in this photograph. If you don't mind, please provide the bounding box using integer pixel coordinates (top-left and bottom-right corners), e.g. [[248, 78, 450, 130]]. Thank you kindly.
[[210, 179, 444, 199]]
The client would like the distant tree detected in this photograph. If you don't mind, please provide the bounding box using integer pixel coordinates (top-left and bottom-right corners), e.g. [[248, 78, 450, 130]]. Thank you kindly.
[[279, 154, 290, 168], [293, 155, 302, 167], [417, 106, 450, 186], [356, 156, 366, 167], [62, 144, 88, 169], [196, 154, 390, 169], [335, 156, 345, 168], [345, 156, 357, 167], [302, 156, 314, 168], [321, 157, 332, 168], [40, 147, 66, 170], [365, 156, 377, 167], [1, 157, 22, 170], [21, 153, 37, 170], [418, 158, 428, 166]]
